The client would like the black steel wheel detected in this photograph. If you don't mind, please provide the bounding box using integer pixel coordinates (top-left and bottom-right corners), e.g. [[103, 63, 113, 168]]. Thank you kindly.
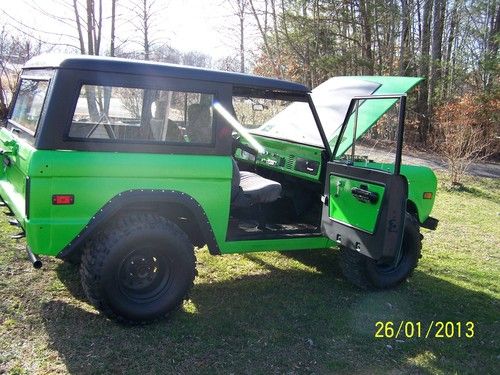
[[118, 247, 172, 301], [80, 213, 196, 323]]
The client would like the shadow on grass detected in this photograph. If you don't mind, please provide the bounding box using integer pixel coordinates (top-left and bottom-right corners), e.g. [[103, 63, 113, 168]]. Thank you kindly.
[[55, 262, 87, 302], [453, 185, 500, 204], [46, 250, 498, 374]]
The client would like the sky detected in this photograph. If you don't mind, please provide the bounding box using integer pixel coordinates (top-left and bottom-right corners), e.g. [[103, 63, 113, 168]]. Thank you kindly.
[[1, 0, 244, 60]]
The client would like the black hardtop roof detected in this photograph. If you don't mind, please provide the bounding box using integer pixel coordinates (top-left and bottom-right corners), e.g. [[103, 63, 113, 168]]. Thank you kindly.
[[24, 54, 310, 93]]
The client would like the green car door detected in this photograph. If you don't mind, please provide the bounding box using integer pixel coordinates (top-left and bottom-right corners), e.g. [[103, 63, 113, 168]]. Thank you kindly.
[[322, 95, 409, 261]]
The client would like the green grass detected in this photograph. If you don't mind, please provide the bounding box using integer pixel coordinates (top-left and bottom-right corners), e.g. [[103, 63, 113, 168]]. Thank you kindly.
[[1, 173, 499, 374]]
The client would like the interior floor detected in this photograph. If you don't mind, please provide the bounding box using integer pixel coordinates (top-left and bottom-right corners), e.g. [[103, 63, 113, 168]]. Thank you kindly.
[[227, 160, 323, 240]]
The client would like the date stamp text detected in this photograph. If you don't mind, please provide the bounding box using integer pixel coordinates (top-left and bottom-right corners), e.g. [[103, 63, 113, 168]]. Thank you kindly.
[[374, 321, 475, 339]]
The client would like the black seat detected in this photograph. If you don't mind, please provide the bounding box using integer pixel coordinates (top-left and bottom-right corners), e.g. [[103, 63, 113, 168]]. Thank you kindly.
[[231, 159, 281, 208]]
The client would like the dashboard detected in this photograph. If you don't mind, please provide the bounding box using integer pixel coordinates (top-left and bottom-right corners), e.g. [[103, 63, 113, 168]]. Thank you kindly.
[[234, 135, 324, 182]]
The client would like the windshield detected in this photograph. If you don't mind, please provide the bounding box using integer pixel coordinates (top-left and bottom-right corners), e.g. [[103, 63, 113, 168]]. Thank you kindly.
[[250, 77, 380, 147], [232, 95, 321, 146]]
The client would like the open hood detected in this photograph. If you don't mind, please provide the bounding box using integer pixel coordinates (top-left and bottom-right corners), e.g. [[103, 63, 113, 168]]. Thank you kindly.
[[254, 76, 422, 152]]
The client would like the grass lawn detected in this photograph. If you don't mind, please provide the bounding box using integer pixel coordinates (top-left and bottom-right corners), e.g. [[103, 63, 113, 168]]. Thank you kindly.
[[0, 173, 498, 374]]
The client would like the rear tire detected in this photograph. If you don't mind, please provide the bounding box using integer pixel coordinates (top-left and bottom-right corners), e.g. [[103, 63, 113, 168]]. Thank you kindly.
[[340, 214, 422, 289], [80, 213, 196, 323]]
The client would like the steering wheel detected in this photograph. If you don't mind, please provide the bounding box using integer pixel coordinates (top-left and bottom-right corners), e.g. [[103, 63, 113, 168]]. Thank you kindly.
[[232, 133, 259, 157]]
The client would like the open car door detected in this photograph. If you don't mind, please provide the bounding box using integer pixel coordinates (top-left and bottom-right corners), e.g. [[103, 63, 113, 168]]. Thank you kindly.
[[321, 95, 408, 261]]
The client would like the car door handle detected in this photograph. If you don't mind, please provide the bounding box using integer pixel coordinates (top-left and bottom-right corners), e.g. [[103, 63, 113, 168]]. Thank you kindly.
[[351, 187, 378, 204]]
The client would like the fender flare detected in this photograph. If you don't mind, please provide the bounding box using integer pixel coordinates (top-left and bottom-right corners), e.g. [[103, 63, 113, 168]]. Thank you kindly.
[[57, 189, 221, 260]]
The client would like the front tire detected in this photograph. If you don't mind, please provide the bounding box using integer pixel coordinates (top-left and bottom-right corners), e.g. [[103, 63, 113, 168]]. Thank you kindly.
[[340, 214, 422, 289], [80, 213, 196, 323]]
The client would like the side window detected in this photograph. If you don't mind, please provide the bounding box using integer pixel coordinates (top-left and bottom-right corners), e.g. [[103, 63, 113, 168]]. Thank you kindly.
[[338, 98, 402, 166], [69, 85, 214, 144], [10, 79, 49, 134]]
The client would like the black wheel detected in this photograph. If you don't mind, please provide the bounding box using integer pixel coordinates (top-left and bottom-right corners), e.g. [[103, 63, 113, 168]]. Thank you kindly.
[[80, 213, 196, 323], [63, 252, 82, 265], [340, 214, 422, 289]]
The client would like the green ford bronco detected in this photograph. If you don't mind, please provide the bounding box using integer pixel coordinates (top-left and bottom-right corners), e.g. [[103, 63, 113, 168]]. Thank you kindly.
[[0, 55, 438, 322]]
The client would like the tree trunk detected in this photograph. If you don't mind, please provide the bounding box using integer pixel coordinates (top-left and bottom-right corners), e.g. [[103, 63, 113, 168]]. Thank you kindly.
[[249, 0, 278, 75], [429, 0, 446, 105], [399, 0, 410, 75], [240, 13, 245, 73], [110, 0, 116, 57], [94, 0, 102, 55], [443, 0, 459, 99], [271, 0, 283, 77], [359, 0, 374, 74], [73, 0, 86, 54], [143, 0, 150, 60], [86, 0, 95, 55], [417, 0, 433, 143], [485, 2, 500, 92]]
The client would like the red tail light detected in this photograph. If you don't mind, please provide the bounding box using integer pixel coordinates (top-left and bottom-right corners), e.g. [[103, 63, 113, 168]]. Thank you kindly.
[[52, 195, 74, 205]]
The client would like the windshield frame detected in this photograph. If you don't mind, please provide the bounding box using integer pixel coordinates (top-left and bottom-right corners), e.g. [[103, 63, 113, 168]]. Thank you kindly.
[[306, 93, 331, 158]]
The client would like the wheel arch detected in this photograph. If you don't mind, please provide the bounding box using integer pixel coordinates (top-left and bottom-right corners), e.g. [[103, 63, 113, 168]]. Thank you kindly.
[[57, 190, 221, 262]]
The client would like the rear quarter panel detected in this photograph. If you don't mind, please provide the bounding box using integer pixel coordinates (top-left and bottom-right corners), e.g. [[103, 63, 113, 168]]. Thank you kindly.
[[25, 151, 233, 256]]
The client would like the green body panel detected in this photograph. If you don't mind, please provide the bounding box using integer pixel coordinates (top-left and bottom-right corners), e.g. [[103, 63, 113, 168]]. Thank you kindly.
[[328, 175, 385, 233], [334, 76, 423, 155], [26, 151, 233, 256]]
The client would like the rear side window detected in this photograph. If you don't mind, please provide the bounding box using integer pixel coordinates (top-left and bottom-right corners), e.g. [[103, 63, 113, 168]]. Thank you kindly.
[[69, 85, 214, 144], [10, 79, 49, 134]]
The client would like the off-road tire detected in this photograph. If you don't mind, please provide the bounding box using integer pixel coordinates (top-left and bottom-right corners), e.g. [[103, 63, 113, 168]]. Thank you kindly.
[[340, 214, 422, 289], [80, 213, 196, 323]]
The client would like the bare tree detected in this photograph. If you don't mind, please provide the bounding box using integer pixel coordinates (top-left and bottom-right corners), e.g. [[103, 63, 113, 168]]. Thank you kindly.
[[359, 0, 374, 74], [228, 0, 248, 73], [248, 0, 284, 77], [434, 93, 496, 187], [123, 0, 165, 61], [182, 51, 212, 68], [0, 27, 42, 117], [215, 55, 240, 72], [70, 0, 103, 55], [110, 0, 117, 56], [429, 0, 446, 105], [399, 0, 411, 75], [417, 0, 433, 142]]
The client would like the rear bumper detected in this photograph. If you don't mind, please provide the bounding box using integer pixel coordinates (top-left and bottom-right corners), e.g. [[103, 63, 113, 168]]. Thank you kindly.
[[421, 216, 439, 230]]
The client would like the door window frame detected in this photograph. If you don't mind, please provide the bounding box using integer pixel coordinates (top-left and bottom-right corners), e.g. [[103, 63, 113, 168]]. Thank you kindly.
[[331, 94, 407, 175]]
